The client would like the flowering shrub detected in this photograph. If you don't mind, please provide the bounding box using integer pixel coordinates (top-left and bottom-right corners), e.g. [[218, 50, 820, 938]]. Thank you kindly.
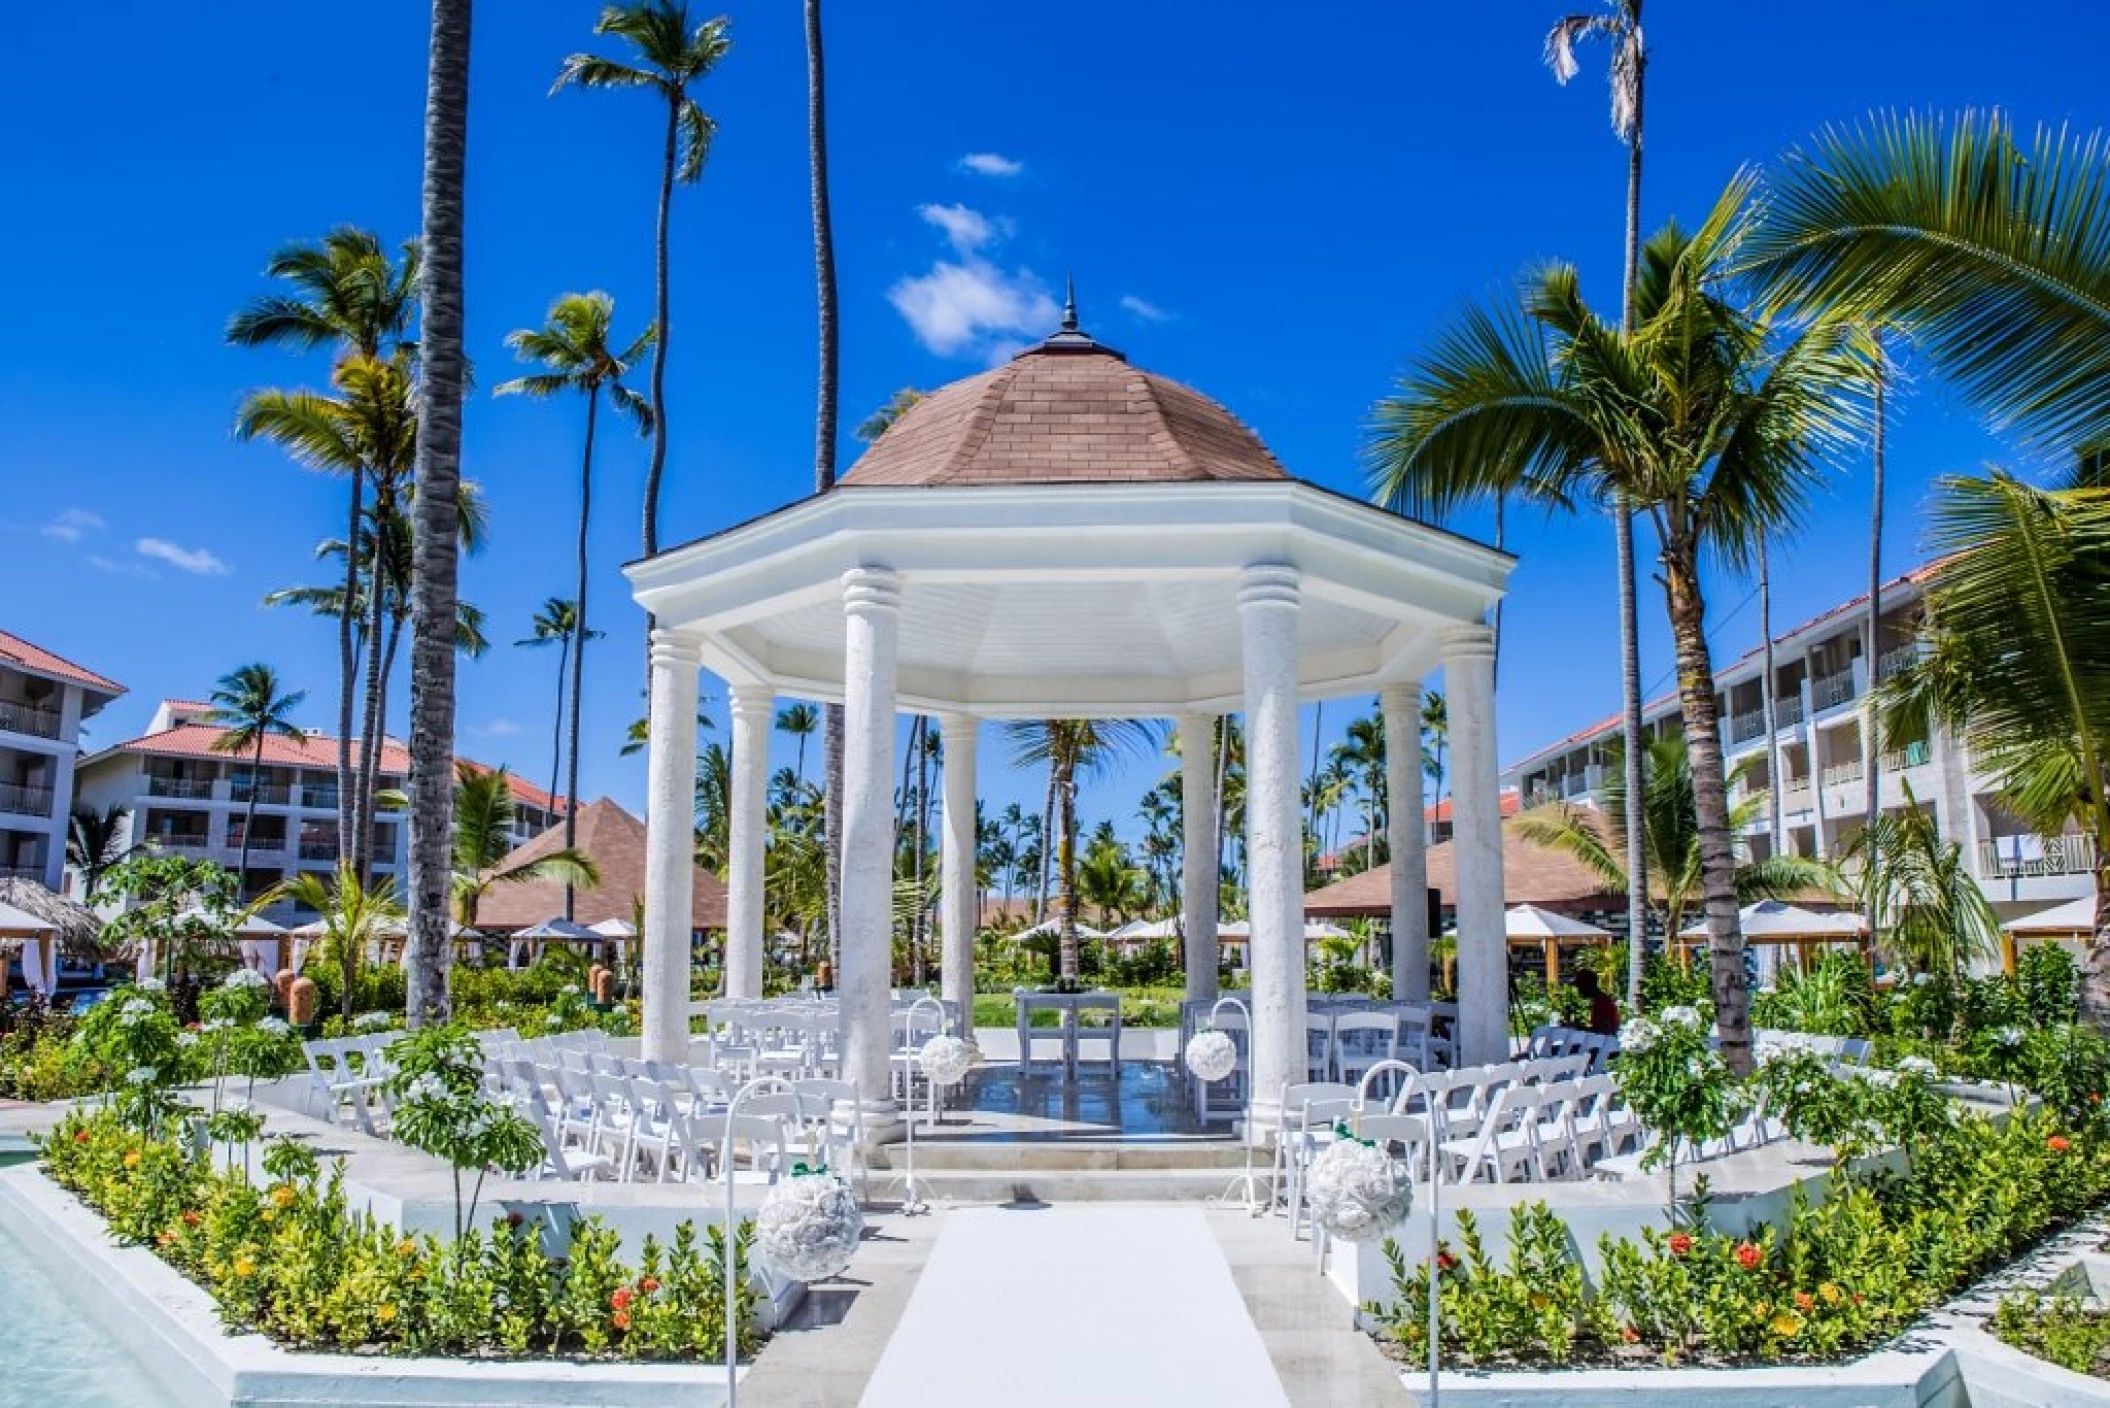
[[1616, 1005, 1740, 1210], [1367, 1108, 2110, 1368], [379, 1026, 544, 1239], [39, 1107, 759, 1360], [1991, 1291, 2110, 1378]]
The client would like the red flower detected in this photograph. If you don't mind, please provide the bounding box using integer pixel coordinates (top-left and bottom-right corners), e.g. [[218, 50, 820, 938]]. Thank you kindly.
[[1619, 1325, 1641, 1344], [1734, 1242, 1763, 1271], [2049, 1135, 2073, 1153], [505, 1212, 523, 1227], [1435, 1251, 1457, 1272], [611, 1309, 631, 1331], [1667, 1233, 1694, 1257], [1794, 1291, 1815, 1312], [610, 1286, 634, 1312], [180, 1211, 200, 1227], [73, 1130, 90, 1144], [639, 1276, 661, 1294]]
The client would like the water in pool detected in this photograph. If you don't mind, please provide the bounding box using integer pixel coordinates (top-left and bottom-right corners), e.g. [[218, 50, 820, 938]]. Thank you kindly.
[[0, 1220, 178, 1407]]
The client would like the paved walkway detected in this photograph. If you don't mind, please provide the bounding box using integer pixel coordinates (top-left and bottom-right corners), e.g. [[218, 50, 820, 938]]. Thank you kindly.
[[859, 1206, 1289, 1407]]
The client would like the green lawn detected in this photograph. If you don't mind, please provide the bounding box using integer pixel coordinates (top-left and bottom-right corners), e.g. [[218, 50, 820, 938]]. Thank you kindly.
[[969, 986, 1191, 1028]]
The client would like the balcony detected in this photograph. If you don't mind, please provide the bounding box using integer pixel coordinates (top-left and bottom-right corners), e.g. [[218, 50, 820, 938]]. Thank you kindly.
[[1979, 834, 2099, 879], [148, 833, 212, 852], [230, 782, 292, 806], [1729, 709, 1767, 745], [233, 835, 288, 854], [1876, 644, 1918, 679], [1775, 694, 1806, 727], [298, 840, 340, 862], [1811, 669, 1858, 711], [1879, 740, 1933, 772], [0, 781, 53, 817], [0, 863, 42, 881], [1779, 779, 1813, 810], [147, 776, 215, 800], [301, 787, 341, 811], [1821, 759, 1864, 788], [0, 701, 60, 740]]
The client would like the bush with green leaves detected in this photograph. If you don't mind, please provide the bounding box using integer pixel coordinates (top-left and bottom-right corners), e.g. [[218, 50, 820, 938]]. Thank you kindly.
[[1616, 1005, 1741, 1210], [1992, 1290, 2110, 1377], [380, 1026, 544, 1239]]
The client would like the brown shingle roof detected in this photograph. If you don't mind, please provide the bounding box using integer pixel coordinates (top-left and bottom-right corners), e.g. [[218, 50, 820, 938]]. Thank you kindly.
[[842, 339, 1288, 489], [1304, 816, 1622, 918], [473, 798, 727, 931]]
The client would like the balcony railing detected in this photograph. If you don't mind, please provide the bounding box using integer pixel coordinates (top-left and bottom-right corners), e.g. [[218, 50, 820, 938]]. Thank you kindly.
[[302, 787, 341, 811], [1729, 709, 1767, 744], [1779, 780, 1813, 809], [233, 835, 288, 854], [1812, 670, 1858, 711], [230, 783, 292, 805], [1821, 759, 1864, 788], [1775, 694, 1806, 726], [149, 833, 212, 852], [1979, 834, 2100, 879], [298, 841, 339, 862], [147, 776, 215, 800], [1879, 740, 1934, 772], [0, 863, 43, 882], [0, 701, 61, 740], [0, 781, 53, 817]]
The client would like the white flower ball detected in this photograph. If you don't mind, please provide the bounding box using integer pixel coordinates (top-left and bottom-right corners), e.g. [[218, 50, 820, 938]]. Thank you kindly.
[[918, 1034, 972, 1088], [1185, 1029, 1238, 1083], [753, 1170, 863, 1283], [1305, 1138, 1413, 1243]]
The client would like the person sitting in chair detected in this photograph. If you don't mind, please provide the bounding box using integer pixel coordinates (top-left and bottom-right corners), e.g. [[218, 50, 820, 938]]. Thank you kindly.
[[1575, 967, 1622, 1036]]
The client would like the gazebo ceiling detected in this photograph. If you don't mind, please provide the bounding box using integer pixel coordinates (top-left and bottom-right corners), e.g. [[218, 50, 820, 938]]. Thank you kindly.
[[628, 308, 1512, 718]]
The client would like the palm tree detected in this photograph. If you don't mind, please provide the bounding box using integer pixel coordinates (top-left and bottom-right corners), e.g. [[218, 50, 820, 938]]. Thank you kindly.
[[204, 664, 307, 890], [497, 292, 653, 918], [1332, 710, 1386, 870], [515, 598, 599, 831], [66, 805, 130, 900], [694, 741, 732, 874], [1543, 0, 1652, 1014], [856, 388, 927, 443], [553, 3, 731, 574], [1840, 781, 1998, 985], [777, 703, 819, 784], [449, 763, 599, 927], [1367, 188, 1872, 1070], [1516, 737, 1834, 942], [227, 228, 418, 865], [283, 864, 405, 1020], [1003, 719, 1163, 978], [1878, 474, 2110, 1015], [1420, 690, 1448, 829], [404, 0, 474, 1027]]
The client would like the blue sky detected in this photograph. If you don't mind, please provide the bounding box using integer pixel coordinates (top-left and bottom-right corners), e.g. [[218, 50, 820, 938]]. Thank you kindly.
[[0, 1, 2095, 845]]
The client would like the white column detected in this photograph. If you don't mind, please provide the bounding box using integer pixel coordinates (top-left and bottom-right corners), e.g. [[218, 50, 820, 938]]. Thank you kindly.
[[724, 683, 774, 1000], [938, 713, 980, 1049], [1443, 624, 1506, 1067], [1382, 681, 1430, 1002], [840, 567, 904, 1130], [1239, 565, 1305, 1134], [641, 629, 702, 1064], [1178, 712, 1221, 1005]]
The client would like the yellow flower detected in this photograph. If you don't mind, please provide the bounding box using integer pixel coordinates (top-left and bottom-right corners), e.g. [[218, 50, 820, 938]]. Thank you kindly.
[[271, 1185, 296, 1209], [122, 1151, 141, 1169], [1528, 1292, 1551, 1312], [376, 1303, 397, 1323], [395, 1238, 418, 1259], [1818, 1283, 1842, 1306], [1751, 1301, 1771, 1324], [259, 1208, 275, 1224], [1770, 1309, 1805, 1338], [233, 1257, 256, 1279]]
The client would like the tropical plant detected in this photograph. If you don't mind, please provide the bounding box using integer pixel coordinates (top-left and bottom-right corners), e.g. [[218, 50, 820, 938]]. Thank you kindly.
[[1514, 737, 1836, 941], [97, 855, 242, 985], [381, 1025, 543, 1239], [855, 387, 926, 442], [553, 2, 732, 576], [66, 805, 130, 900], [1838, 783, 2000, 983], [282, 864, 405, 1020], [450, 764, 598, 928], [1420, 690, 1447, 816], [227, 228, 418, 863], [515, 598, 599, 828], [1543, 0, 1652, 1013], [497, 290, 653, 919], [404, 0, 474, 1027], [203, 664, 307, 888], [1367, 186, 1873, 1070], [776, 703, 819, 785], [1003, 720, 1163, 979]]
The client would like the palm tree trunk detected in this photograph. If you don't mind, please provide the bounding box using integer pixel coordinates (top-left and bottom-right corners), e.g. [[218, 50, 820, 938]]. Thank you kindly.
[[1617, 1, 1650, 1013], [1760, 527, 1782, 855], [1862, 345, 1886, 938], [566, 389, 599, 922], [639, 93, 678, 674], [548, 634, 568, 829], [336, 470, 364, 861], [239, 735, 262, 889], [793, 732, 807, 786], [404, 0, 472, 1028], [1661, 536, 1752, 1073], [806, 0, 839, 497], [354, 566, 388, 881], [371, 614, 405, 873], [912, 720, 931, 985], [1057, 765, 1079, 980], [1036, 764, 1057, 925]]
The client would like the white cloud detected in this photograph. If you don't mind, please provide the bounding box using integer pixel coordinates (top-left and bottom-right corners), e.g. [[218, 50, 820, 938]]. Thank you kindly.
[[1119, 295, 1171, 324], [958, 152, 1023, 178], [472, 718, 524, 738], [917, 202, 1001, 255], [136, 537, 230, 576], [41, 508, 105, 543], [88, 554, 153, 579]]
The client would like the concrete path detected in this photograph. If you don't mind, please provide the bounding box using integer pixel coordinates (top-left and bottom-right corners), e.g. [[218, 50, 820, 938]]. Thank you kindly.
[[858, 1206, 1291, 1408]]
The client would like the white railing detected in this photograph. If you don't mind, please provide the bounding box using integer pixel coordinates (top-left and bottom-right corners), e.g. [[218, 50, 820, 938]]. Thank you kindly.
[[1729, 709, 1768, 744], [1776, 694, 1806, 726], [1877, 644, 1918, 679], [1822, 760, 1864, 788], [0, 700, 61, 740], [150, 833, 212, 852], [0, 781, 52, 817], [1812, 670, 1857, 710], [1878, 740, 1933, 772], [148, 776, 215, 799], [1779, 780, 1813, 810], [1979, 834, 2100, 879]]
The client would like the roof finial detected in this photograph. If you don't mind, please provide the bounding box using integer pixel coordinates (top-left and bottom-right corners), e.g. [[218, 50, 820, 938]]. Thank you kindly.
[[1061, 273, 1078, 332]]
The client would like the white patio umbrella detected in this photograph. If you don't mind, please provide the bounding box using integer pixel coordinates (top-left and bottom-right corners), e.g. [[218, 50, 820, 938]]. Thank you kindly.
[[1678, 900, 1867, 941], [2003, 896, 2094, 939], [587, 916, 638, 940], [1007, 918, 1110, 942], [1505, 904, 1611, 940]]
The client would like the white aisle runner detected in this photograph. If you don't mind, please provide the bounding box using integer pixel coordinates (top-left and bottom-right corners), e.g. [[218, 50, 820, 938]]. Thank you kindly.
[[859, 1206, 1291, 1408]]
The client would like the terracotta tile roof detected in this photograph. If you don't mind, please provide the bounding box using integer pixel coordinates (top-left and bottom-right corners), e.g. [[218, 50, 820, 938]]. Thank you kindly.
[[1424, 791, 1522, 825], [1305, 814, 1621, 917], [473, 798, 727, 931], [0, 630, 123, 694], [842, 339, 1288, 489], [111, 724, 411, 773], [455, 759, 568, 817]]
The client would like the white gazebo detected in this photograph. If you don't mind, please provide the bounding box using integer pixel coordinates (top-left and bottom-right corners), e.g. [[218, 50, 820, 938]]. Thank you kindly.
[[626, 302, 1512, 1135]]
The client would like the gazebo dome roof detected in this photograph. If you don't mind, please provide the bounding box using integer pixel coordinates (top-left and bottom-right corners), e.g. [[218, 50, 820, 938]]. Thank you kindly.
[[843, 305, 1288, 489]]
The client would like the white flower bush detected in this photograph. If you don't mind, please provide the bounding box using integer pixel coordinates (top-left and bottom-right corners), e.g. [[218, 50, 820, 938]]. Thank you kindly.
[[355, 1012, 394, 1031], [1305, 1137, 1413, 1243], [754, 1170, 863, 1283], [223, 968, 271, 990], [1185, 1029, 1238, 1083], [1897, 1055, 1940, 1079], [918, 1034, 972, 1088]]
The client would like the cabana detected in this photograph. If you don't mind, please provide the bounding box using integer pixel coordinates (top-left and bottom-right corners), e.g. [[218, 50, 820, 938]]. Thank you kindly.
[[1506, 903, 1612, 987], [1677, 899, 1869, 975], [1999, 895, 2095, 974], [0, 879, 101, 997]]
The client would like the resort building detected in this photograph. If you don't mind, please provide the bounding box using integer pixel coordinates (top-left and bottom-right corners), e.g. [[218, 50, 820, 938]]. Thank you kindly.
[[1502, 566, 2095, 918], [0, 631, 124, 891], [72, 699, 566, 920]]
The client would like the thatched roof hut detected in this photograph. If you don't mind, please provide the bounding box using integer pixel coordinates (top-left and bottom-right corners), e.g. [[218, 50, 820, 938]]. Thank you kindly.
[[0, 879, 108, 960]]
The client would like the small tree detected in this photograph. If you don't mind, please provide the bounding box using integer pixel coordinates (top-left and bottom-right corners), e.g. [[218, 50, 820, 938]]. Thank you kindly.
[[381, 1025, 543, 1241], [99, 854, 242, 985], [1616, 1005, 1741, 1217]]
